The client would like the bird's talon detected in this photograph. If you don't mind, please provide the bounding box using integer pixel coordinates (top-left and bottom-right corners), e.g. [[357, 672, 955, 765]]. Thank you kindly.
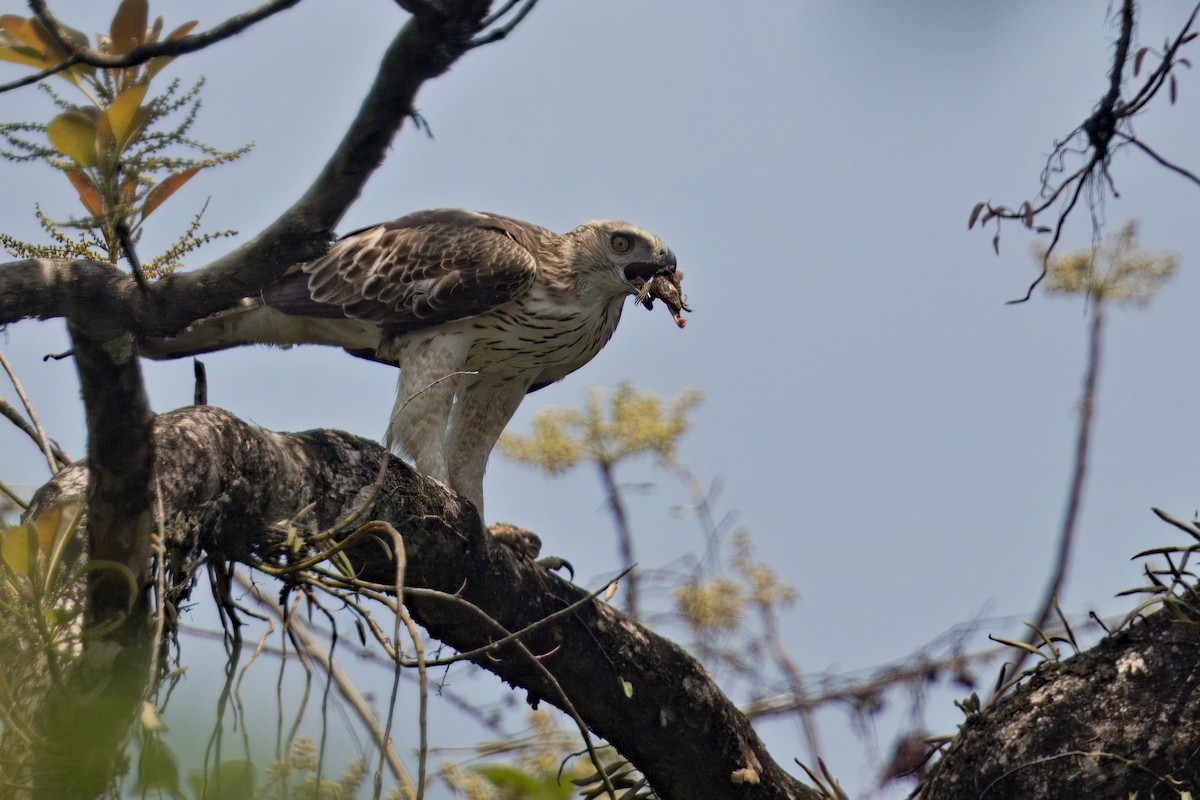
[[536, 556, 574, 580]]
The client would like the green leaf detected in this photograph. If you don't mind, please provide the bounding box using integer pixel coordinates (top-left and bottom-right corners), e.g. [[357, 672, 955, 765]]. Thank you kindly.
[[46, 110, 97, 167], [142, 166, 199, 219], [0, 44, 48, 69], [109, 0, 148, 55], [33, 501, 70, 554], [108, 82, 148, 146], [134, 736, 180, 797], [0, 523, 37, 577], [186, 760, 255, 800], [475, 764, 543, 792]]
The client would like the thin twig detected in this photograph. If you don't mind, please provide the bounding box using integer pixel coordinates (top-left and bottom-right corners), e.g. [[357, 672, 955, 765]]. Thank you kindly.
[[994, 305, 1105, 699], [759, 601, 822, 765], [974, 0, 1200, 302], [597, 460, 639, 620], [0, 478, 30, 510], [1117, 133, 1200, 188], [0, 349, 59, 474], [0, 394, 71, 468], [234, 572, 418, 795], [468, 0, 540, 47], [1, 0, 304, 94]]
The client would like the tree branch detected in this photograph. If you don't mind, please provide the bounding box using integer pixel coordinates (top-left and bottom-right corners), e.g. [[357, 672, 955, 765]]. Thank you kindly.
[[28, 406, 814, 800], [920, 607, 1200, 799]]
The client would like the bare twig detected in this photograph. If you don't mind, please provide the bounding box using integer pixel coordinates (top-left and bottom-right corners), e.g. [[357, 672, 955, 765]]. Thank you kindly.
[[234, 571, 418, 797], [970, 0, 1200, 300], [597, 460, 640, 620], [0, 477, 30, 510], [0, 349, 60, 475], [1, 0, 304, 94], [0, 394, 71, 468], [995, 305, 1105, 698], [759, 601, 822, 765], [1116, 132, 1200, 188], [469, 0, 540, 47]]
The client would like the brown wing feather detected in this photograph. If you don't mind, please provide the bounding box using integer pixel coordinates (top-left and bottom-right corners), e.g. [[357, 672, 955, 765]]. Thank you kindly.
[[263, 210, 556, 331]]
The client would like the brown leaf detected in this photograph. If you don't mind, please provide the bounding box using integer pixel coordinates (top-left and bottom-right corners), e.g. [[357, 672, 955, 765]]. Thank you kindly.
[[1170, 74, 1178, 104], [0, 44, 48, 68], [145, 20, 198, 80], [65, 168, 104, 216], [142, 167, 200, 219], [992, 232, 1000, 255], [119, 174, 139, 206], [0, 15, 47, 54], [968, 202, 985, 229], [1134, 47, 1147, 76], [165, 19, 199, 41], [109, 0, 148, 55]]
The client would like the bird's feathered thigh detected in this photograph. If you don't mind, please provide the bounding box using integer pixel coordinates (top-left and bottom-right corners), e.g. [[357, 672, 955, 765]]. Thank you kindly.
[[385, 285, 628, 513]]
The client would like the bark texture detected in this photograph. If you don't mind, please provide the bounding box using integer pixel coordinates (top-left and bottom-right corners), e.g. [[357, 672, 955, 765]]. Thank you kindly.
[[920, 608, 1200, 799], [29, 406, 814, 800]]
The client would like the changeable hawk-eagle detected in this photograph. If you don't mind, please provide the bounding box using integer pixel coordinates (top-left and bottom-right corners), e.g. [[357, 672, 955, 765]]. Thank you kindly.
[[144, 209, 688, 522]]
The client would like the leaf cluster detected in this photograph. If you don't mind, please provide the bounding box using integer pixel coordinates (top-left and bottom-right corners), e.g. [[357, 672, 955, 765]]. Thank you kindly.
[[498, 381, 703, 473], [0, 0, 251, 275], [0, 501, 87, 747], [1037, 219, 1177, 306]]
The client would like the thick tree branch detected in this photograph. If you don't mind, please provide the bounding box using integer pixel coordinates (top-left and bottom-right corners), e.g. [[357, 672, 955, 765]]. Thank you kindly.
[[28, 406, 814, 800], [921, 608, 1200, 799]]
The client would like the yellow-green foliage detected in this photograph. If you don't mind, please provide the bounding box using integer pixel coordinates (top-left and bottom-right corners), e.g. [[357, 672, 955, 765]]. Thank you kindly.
[[674, 532, 797, 635], [0, 0, 251, 274], [498, 381, 703, 472], [674, 576, 746, 633], [255, 737, 367, 800], [1039, 219, 1176, 305], [0, 500, 87, 763], [731, 529, 797, 609], [440, 709, 613, 800]]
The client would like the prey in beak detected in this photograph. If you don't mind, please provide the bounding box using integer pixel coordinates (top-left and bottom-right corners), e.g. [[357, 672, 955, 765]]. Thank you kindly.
[[624, 251, 691, 328]]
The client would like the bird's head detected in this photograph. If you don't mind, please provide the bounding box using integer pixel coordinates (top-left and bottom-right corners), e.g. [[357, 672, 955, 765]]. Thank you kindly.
[[570, 219, 689, 326]]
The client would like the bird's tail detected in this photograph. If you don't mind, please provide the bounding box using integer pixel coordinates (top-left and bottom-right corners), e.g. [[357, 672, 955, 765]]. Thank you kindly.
[[139, 301, 291, 360], [140, 301, 384, 360]]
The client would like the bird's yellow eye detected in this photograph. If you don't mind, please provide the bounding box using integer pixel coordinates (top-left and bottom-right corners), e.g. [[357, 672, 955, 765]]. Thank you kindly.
[[611, 234, 632, 254]]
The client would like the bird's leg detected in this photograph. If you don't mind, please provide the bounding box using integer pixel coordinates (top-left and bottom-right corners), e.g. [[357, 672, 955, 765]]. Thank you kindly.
[[442, 375, 529, 524], [386, 366, 460, 484]]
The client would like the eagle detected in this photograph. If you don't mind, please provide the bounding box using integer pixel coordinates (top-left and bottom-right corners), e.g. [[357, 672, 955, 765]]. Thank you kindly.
[[143, 209, 689, 523]]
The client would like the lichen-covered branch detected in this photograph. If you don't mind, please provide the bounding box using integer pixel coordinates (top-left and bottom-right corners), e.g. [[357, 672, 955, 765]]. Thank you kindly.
[[920, 609, 1200, 799], [29, 406, 814, 800]]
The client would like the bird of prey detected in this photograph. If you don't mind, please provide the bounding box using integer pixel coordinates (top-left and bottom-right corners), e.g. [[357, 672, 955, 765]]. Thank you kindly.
[[143, 209, 689, 523]]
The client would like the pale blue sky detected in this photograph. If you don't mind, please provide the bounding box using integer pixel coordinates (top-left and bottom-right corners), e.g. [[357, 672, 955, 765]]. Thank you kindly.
[[3, 2, 1200, 796]]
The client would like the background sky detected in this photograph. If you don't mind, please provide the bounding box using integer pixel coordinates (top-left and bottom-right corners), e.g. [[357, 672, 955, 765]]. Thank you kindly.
[[4, 2, 1200, 797]]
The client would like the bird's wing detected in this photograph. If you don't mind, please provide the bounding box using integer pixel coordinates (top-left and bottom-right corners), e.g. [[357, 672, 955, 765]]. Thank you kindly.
[[263, 210, 552, 331]]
